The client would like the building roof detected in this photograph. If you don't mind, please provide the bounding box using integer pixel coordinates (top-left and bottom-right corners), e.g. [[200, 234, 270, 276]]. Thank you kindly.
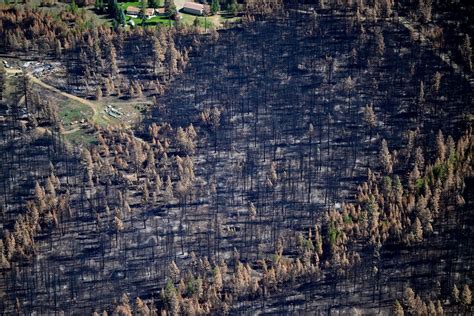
[[126, 6, 140, 14], [127, 6, 156, 16], [145, 8, 155, 16], [155, 7, 166, 14], [183, 2, 204, 11]]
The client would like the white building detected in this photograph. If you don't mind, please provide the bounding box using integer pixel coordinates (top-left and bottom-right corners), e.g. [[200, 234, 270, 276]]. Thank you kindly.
[[182, 2, 205, 16]]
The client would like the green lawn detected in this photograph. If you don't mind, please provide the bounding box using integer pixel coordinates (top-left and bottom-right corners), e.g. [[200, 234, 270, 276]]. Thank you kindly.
[[119, 1, 142, 10], [118, 0, 164, 7], [117, 1, 231, 29], [126, 15, 174, 26], [220, 15, 241, 23], [179, 13, 214, 28], [64, 129, 97, 145], [127, 13, 214, 28], [119, 0, 174, 27], [57, 99, 94, 126], [146, 15, 175, 25], [118, 0, 165, 12]]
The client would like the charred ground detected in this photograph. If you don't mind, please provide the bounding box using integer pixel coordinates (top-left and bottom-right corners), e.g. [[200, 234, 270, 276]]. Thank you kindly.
[[0, 0, 473, 315]]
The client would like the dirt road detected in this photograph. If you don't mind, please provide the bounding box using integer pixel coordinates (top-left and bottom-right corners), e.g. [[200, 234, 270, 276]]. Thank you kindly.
[[5, 68, 22, 74], [6, 67, 99, 117], [27, 75, 99, 117], [5, 67, 103, 134]]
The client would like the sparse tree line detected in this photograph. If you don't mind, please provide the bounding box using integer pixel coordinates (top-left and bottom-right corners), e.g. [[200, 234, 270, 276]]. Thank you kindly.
[[100, 246, 319, 315], [92, 127, 472, 315], [280, 0, 472, 73], [59, 119, 201, 242], [0, 88, 203, 305], [0, 69, 63, 135], [0, 75, 73, 269], [0, 6, 86, 53], [244, 0, 283, 15], [302, 129, 473, 273], [0, 6, 215, 99], [0, 173, 70, 268], [75, 26, 192, 99], [392, 283, 472, 315]]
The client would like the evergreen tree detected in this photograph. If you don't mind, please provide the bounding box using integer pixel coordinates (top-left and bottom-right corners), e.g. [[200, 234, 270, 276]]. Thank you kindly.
[[114, 294, 132, 315], [149, 0, 158, 8], [69, 0, 78, 13], [0, 62, 5, 101], [95, 86, 102, 100], [462, 284, 472, 306], [461, 34, 472, 71], [392, 300, 404, 316], [363, 103, 377, 143], [214, 266, 223, 291], [427, 300, 436, 315], [139, 0, 148, 25], [165, 0, 176, 17], [413, 217, 423, 242], [436, 300, 444, 315], [452, 284, 460, 304], [436, 130, 446, 162], [379, 139, 393, 174], [403, 287, 416, 313], [108, 0, 117, 14], [169, 260, 180, 282], [118, 8, 126, 25], [211, 0, 220, 15], [229, 0, 238, 16], [113, 215, 124, 232], [135, 297, 150, 315]]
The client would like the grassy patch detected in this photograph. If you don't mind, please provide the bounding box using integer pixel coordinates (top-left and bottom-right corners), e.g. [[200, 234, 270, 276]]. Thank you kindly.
[[64, 129, 97, 145], [129, 15, 174, 26], [179, 13, 214, 28], [57, 99, 94, 127], [119, 1, 142, 10], [118, 0, 163, 7], [220, 15, 241, 23], [120, 0, 170, 26], [28, 79, 99, 144], [118, 2, 224, 28]]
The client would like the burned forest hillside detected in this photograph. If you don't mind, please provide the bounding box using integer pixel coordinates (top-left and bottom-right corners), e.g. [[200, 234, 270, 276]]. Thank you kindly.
[[0, 0, 473, 315]]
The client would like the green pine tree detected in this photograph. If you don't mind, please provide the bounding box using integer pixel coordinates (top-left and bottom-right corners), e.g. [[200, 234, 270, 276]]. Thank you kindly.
[[211, 0, 220, 15]]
